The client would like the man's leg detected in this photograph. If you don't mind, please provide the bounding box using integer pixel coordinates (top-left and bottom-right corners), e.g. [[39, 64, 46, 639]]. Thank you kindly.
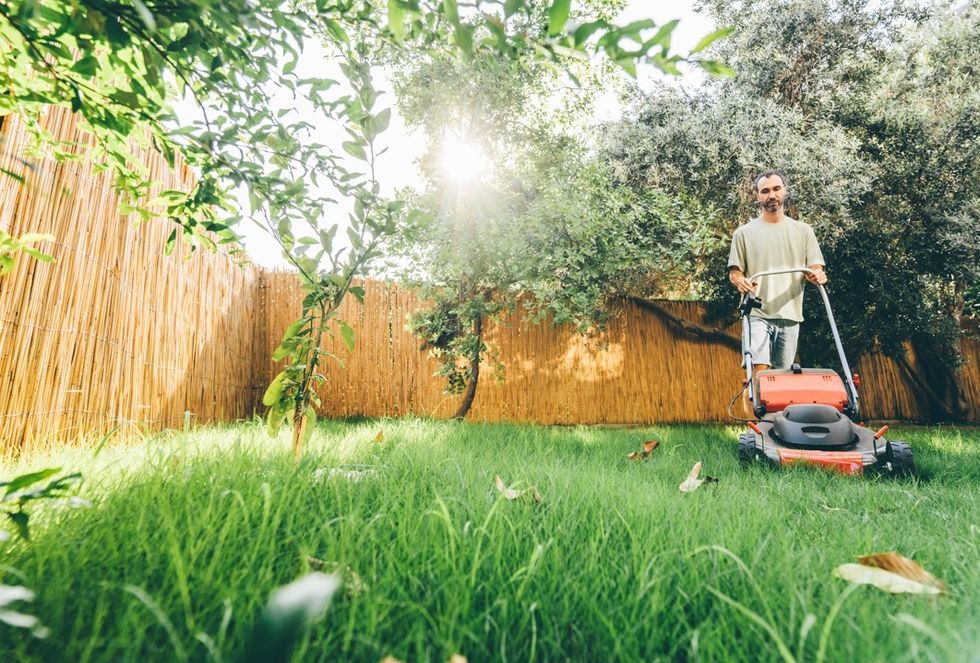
[[743, 317, 774, 416], [770, 321, 801, 369]]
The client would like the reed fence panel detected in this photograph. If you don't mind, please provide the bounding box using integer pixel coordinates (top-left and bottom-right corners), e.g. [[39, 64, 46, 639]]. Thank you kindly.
[[261, 274, 979, 424], [0, 109, 264, 452]]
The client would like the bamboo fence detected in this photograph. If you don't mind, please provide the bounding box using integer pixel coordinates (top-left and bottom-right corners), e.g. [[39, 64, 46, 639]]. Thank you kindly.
[[0, 109, 264, 452], [260, 274, 980, 425], [0, 109, 976, 454]]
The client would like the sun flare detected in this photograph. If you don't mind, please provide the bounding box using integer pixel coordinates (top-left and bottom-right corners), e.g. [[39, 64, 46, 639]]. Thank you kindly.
[[438, 134, 488, 183]]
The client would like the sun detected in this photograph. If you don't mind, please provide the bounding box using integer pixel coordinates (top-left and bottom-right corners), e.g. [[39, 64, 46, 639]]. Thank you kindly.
[[437, 134, 488, 183]]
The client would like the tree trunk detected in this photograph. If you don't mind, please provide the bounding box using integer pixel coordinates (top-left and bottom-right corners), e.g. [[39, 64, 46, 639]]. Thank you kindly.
[[453, 313, 482, 420], [291, 407, 307, 461]]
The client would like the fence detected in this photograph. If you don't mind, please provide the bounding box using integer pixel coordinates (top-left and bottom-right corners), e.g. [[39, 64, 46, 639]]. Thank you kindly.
[[1, 110, 977, 452], [0, 109, 265, 452], [260, 276, 980, 425]]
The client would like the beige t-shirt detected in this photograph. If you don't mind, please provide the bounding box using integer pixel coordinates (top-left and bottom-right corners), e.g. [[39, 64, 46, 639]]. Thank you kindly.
[[727, 216, 825, 323]]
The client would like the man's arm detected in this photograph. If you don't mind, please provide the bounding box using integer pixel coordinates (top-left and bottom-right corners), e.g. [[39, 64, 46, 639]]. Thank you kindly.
[[805, 264, 828, 285], [729, 267, 757, 293]]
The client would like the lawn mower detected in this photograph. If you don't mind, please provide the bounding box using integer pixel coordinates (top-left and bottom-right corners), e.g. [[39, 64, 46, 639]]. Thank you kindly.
[[734, 268, 914, 476]]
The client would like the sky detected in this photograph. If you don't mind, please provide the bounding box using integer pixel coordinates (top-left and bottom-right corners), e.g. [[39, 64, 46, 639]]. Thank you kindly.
[[227, 2, 716, 269]]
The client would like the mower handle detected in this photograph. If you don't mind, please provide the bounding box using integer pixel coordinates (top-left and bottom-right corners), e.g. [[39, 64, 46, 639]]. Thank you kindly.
[[741, 267, 860, 419]]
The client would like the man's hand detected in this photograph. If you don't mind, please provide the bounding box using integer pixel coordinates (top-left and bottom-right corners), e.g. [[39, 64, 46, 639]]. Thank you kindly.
[[729, 268, 757, 294], [805, 265, 828, 285]]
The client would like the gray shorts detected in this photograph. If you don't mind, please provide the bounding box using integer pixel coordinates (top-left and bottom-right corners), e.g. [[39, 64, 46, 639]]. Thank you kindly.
[[747, 316, 800, 368]]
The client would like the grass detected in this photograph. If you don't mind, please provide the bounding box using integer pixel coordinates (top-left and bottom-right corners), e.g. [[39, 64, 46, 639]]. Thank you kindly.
[[1, 419, 978, 662]]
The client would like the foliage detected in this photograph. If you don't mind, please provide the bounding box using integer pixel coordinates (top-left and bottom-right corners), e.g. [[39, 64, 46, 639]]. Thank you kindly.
[[603, 0, 979, 419], [0, 232, 53, 276], [0, 467, 82, 541], [390, 6, 733, 415]]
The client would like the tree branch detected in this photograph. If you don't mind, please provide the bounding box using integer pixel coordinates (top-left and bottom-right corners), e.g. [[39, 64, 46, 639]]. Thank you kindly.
[[626, 295, 740, 350]]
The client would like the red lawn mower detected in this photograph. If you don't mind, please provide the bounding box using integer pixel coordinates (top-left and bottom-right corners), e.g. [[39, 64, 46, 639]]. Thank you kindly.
[[735, 268, 914, 476]]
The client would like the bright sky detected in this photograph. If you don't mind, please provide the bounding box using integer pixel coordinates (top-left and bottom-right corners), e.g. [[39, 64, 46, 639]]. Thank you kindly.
[[227, 2, 715, 269]]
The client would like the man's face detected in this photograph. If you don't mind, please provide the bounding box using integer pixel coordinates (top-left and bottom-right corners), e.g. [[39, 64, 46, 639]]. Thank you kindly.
[[755, 174, 786, 213]]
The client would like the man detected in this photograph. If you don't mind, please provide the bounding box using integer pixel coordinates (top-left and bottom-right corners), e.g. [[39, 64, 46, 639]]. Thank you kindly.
[[728, 170, 827, 370]]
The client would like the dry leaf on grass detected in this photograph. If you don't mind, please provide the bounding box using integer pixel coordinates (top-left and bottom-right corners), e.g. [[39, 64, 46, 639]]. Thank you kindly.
[[447, 656, 468, 663], [379, 658, 404, 663], [494, 475, 543, 503], [834, 552, 947, 594], [626, 438, 661, 461], [679, 461, 718, 492], [373, 430, 385, 443]]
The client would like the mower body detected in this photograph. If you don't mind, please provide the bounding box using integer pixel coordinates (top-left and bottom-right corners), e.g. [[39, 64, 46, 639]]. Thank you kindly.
[[737, 271, 914, 476]]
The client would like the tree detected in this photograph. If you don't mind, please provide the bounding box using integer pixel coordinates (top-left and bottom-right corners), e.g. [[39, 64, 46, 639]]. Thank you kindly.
[[389, 4, 734, 418], [603, 0, 979, 420]]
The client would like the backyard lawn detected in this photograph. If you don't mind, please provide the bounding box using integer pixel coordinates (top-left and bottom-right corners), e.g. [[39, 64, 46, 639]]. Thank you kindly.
[[1, 420, 978, 662]]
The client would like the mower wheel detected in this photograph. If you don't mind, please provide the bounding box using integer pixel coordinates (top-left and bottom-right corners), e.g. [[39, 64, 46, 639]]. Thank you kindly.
[[885, 440, 915, 477], [738, 432, 762, 466]]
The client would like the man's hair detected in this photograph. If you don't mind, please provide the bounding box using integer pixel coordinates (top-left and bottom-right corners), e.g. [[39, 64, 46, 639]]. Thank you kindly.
[[753, 169, 789, 192]]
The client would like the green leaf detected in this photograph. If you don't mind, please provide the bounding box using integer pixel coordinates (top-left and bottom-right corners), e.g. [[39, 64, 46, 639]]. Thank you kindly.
[[690, 26, 734, 54], [697, 59, 736, 77], [164, 229, 177, 256], [301, 407, 317, 447], [342, 141, 366, 160], [271, 342, 295, 362], [339, 321, 355, 352], [373, 108, 391, 135], [388, 0, 406, 40], [573, 20, 607, 46], [644, 19, 679, 51], [281, 317, 307, 343], [548, 0, 572, 36], [263, 372, 287, 407], [266, 403, 284, 437], [2, 468, 60, 496], [349, 286, 365, 303], [7, 511, 29, 541], [70, 56, 99, 77], [504, 0, 524, 18]]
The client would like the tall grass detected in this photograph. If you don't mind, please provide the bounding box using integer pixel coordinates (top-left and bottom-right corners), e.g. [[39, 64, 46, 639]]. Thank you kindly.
[[1, 420, 978, 661]]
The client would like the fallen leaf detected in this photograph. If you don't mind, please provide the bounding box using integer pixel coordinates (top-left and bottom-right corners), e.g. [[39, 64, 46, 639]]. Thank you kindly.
[[494, 475, 543, 503], [626, 438, 661, 461], [373, 429, 385, 443], [379, 658, 404, 663], [680, 461, 710, 492], [844, 552, 948, 593], [833, 564, 943, 595], [447, 656, 467, 663]]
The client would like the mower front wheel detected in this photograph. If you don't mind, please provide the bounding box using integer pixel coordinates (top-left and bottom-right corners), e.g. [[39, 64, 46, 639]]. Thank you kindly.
[[884, 440, 915, 477], [738, 432, 763, 466]]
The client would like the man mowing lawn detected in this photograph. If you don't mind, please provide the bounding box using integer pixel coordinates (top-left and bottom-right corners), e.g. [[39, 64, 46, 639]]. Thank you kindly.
[[728, 169, 829, 371]]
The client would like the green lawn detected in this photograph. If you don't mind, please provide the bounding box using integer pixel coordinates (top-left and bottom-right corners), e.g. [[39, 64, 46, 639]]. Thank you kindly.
[[1, 420, 978, 662]]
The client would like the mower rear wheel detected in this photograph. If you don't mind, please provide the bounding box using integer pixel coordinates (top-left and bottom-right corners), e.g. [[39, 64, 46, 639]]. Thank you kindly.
[[738, 432, 762, 466], [885, 440, 915, 477]]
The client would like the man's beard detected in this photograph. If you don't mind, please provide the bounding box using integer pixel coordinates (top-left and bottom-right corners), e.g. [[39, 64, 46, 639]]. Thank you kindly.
[[764, 198, 782, 212]]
